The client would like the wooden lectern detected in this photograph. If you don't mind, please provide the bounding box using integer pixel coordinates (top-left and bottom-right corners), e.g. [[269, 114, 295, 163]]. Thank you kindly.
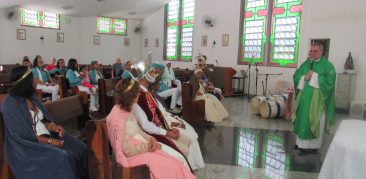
[[205, 66, 237, 96]]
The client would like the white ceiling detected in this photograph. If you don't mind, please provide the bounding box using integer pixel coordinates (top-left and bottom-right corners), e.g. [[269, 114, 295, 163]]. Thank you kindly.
[[0, 0, 169, 19]]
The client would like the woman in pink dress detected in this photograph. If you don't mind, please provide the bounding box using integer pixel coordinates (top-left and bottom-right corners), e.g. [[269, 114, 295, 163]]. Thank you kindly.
[[106, 78, 196, 179]]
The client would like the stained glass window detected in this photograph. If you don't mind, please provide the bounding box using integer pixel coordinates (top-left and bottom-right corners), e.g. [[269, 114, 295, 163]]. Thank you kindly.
[[164, 0, 195, 62], [21, 8, 60, 29], [262, 134, 290, 178], [236, 129, 259, 167], [96, 17, 127, 36], [239, 0, 302, 67]]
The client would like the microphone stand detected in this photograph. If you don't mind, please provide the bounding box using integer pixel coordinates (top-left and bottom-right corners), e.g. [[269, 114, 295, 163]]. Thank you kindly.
[[255, 63, 258, 96], [259, 73, 283, 96], [246, 56, 254, 101]]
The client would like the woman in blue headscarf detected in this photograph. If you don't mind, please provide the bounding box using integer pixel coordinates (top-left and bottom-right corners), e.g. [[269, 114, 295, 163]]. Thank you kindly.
[[0, 66, 87, 179]]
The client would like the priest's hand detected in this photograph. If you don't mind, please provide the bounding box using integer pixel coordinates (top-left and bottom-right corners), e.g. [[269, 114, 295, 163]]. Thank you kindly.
[[305, 70, 313, 81], [148, 137, 161, 152], [166, 128, 180, 140]]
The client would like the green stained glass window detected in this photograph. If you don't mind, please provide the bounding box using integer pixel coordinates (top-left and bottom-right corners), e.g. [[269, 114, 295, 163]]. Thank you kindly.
[[236, 129, 259, 167], [262, 134, 290, 178], [239, 0, 302, 67], [269, 0, 302, 67], [164, 0, 195, 62], [240, 0, 268, 65], [21, 8, 60, 29], [96, 17, 127, 36]]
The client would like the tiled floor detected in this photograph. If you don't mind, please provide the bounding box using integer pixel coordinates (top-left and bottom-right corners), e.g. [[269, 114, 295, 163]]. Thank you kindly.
[[193, 97, 350, 179]]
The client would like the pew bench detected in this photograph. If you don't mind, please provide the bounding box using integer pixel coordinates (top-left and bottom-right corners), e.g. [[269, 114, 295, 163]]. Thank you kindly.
[[182, 83, 206, 125], [44, 94, 89, 139], [98, 78, 120, 117], [87, 120, 150, 179]]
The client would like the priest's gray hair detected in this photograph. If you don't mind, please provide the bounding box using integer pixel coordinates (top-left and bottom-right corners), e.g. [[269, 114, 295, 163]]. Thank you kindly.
[[311, 42, 324, 51]]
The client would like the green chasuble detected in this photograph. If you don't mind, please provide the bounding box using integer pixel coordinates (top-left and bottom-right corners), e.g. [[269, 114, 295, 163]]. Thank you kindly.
[[292, 56, 336, 140]]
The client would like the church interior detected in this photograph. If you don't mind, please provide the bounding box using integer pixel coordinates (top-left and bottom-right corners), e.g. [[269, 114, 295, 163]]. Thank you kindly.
[[0, 0, 365, 178]]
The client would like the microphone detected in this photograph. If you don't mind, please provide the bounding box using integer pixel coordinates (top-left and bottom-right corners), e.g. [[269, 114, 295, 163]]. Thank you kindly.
[[215, 59, 219, 66], [310, 61, 314, 70]]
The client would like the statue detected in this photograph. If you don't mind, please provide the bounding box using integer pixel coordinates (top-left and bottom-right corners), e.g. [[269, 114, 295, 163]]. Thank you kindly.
[[344, 52, 355, 74]]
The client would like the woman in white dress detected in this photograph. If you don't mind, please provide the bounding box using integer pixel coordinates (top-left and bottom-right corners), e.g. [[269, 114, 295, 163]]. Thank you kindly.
[[189, 67, 229, 123]]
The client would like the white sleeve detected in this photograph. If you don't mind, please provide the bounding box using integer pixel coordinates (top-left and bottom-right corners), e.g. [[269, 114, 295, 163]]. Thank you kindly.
[[309, 72, 319, 88], [131, 103, 167, 136], [297, 76, 305, 90]]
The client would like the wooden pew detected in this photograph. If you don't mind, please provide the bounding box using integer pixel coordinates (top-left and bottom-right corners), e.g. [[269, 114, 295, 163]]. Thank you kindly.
[[98, 78, 120, 117], [58, 76, 90, 121], [102, 65, 113, 79], [44, 94, 88, 138], [173, 68, 193, 82], [181, 83, 206, 125], [87, 120, 150, 179]]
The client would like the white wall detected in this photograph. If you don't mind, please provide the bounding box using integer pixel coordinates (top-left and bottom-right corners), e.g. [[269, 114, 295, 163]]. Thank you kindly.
[[0, 12, 80, 64], [141, 0, 366, 101], [0, 9, 142, 66], [141, 7, 165, 62], [79, 17, 142, 64]]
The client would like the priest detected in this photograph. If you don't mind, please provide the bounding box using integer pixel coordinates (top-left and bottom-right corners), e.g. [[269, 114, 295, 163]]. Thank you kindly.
[[292, 42, 336, 151]]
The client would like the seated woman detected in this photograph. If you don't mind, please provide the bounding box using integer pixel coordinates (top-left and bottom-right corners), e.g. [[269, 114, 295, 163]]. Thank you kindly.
[[106, 78, 195, 179], [89, 60, 104, 85], [55, 58, 68, 77], [0, 66, 87, 179], [66, 58, 99, 111], [32, 55, 59, 101], [189, 67, 229, 123]]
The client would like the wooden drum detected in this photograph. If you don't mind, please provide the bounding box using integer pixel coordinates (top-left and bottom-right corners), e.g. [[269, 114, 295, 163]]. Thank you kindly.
[[251, 96, 269, 115], [259, 100, 286, 119]]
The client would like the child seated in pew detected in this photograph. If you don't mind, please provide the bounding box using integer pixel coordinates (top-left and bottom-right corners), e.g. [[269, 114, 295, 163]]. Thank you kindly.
[[79, 65, 96, 95]]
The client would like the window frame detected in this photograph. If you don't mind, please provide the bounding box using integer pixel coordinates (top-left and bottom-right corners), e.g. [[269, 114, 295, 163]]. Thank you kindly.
[[163, 0, 195, 62], [238, 0, 303, 68]]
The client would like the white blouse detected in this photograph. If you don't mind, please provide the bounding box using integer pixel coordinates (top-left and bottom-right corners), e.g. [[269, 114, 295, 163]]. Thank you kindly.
[[29, 108, 51, 136]]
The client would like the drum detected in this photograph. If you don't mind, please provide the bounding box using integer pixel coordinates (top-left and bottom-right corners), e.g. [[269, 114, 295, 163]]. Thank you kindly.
[[251, 96, 269, 114], [259, 100, 286, 119], [268, 94, 287, 102]]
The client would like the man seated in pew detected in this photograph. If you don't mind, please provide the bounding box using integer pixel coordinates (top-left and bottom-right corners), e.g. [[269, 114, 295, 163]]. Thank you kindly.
[[112, 57, 124, 78], [32, 55, 59, 101], [22, 56, 32, 68], [66, 58, 99, 111], [45, 57, 59, 76], [162, 61, 182, 92], [152, 62, 182, 114], [1, 66, 87, 179], [121, 60, 136, 80], [189, 67, 229, 123], [134, 68, 204, 170], [106, 78, 195, 179]]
